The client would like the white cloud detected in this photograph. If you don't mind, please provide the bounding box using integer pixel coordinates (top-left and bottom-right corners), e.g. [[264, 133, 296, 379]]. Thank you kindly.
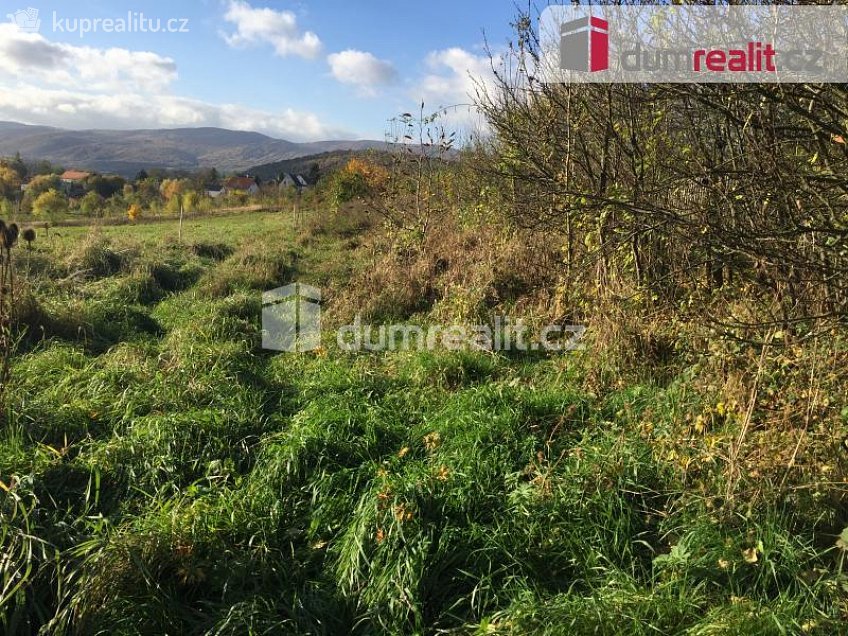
[[410, 47, 500, 132], [328, 50, 398, 96], [418, 48, 496, 107], [222, 0, 322, 59], [0, 23, 177, 92], [0, 83, 353, 141], [0, 21, 349, 142]]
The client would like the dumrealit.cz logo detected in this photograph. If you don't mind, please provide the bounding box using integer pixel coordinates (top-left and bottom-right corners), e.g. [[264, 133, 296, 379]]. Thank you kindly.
[[560, 15, 779, 76], [544, 5, 848, 83], [560, 15, 609, 73], [262, 283, 322, 353], [261, 284, 587, 354]]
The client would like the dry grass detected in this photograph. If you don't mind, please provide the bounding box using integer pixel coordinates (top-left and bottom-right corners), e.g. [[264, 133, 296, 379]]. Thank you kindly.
[[330, 220, 560, 325], [62, 231, 134, 280], [197, 241, 296, 299]]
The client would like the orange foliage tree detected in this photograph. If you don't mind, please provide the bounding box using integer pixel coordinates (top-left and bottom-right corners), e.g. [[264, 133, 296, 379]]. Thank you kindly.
[[127, 203, 142, 222]]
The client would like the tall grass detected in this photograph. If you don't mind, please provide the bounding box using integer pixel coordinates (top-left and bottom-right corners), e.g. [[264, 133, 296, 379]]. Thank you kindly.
[[1, 213, 846, 635]]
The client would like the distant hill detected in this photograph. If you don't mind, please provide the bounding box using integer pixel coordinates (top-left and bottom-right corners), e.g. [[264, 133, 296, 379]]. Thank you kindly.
[[0, 121, 386, 177], [247, 149, 386, 183]]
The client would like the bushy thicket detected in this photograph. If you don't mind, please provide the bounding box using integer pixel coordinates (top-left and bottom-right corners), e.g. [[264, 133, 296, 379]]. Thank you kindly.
[[476, 17, 848, 334]]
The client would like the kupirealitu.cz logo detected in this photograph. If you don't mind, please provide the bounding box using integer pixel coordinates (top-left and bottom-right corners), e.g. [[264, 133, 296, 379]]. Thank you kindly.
[[543, 5, 848, 84], [6, 7, 190, 38], [6, 7, 40, 32]]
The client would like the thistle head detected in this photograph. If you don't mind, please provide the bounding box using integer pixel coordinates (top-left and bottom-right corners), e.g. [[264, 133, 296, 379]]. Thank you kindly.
[[2, 224, 19, 250], [8, 224, 19, 246]]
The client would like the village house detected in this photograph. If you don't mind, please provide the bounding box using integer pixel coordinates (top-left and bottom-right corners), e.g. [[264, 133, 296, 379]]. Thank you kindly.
[[59, 170, 92, 197], [221, 176, 260, 196], [60, 170, 92, 185], [279, 173, 311, 191]]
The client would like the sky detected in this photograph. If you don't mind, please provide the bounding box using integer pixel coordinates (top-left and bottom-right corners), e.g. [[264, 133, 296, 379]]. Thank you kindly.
[[0, 0, 522, 141]]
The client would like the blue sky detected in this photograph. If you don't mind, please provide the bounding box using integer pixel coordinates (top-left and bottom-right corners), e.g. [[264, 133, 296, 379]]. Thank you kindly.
[[0, 0, 520, 140]]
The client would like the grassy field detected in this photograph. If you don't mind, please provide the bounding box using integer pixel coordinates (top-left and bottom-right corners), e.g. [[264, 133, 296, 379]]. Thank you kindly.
[[1, 210, 846, 635]]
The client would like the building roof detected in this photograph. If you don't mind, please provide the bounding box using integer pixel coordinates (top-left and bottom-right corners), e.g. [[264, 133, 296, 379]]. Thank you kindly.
[[60, 170, 92, 181], [281, 173, 309, 187], [223, 176, 258, 191]]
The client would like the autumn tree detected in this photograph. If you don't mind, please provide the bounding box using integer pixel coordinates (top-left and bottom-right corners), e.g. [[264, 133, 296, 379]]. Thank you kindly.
[[134, 177, 161, 208], [160, 179, 191, 213], [32, 189, 68, 220], [79, 191, 105, 217], [331, 158, 389, 208], [127, 203, 142, 222], [0, 164, 21, 201], [86, 175, 125, 199], [182, 191, 199, 213], [160, 178, 187, 201], [25, 174, 61, 199], [7, 152, 26, 179]]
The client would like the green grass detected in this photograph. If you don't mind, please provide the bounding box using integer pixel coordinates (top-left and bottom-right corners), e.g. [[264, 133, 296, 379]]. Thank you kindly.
[[1, 210, 846, 635]]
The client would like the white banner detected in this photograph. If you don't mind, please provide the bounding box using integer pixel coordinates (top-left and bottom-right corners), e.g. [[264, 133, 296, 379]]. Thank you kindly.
[[540, 5, 848, 83]]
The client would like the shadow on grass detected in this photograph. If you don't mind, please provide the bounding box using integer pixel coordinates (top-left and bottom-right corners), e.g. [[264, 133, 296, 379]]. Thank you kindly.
[[26, 303, 164, 355]]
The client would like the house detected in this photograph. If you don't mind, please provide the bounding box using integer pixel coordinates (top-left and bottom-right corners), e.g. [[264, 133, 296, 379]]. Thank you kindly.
[[207, 189, 224, 199], [222, 176, 259, 196], [60, 170, 92, 185], [279, 173, 311, 191], [60, 170, 92, 197]]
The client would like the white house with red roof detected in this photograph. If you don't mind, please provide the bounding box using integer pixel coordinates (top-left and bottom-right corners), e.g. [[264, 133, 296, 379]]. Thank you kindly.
[[59, 169, 92, 196], [60, 170, 92, 184]]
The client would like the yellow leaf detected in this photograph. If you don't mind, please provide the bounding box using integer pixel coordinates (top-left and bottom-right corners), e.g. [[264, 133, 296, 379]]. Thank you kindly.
[[742, 547, 759, 564]]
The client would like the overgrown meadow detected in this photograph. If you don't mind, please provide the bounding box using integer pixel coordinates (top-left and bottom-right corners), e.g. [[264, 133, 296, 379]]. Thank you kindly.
[[0, 207, 845, 636]]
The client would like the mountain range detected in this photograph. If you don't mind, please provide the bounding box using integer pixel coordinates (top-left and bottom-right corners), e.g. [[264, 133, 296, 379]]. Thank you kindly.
[[0, 121, 386, 176]]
